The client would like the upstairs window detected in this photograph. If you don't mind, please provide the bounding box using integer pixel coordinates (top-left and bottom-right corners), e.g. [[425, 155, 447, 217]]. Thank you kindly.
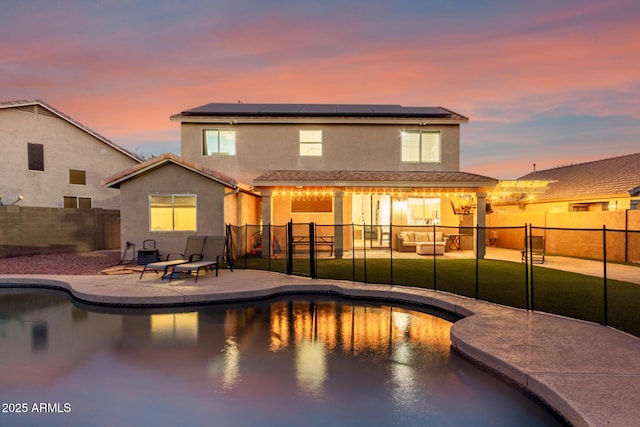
[[401, 131, 441, 163], [28, 142, 44, 171], [299, 130, 322, 156], [69, 169, 86, 185], [203, 130, 236, 155], [149, 194, 197, 231]]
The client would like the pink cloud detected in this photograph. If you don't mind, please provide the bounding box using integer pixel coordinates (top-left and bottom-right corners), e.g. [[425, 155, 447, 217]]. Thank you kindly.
[[2, 0, 638, 173]]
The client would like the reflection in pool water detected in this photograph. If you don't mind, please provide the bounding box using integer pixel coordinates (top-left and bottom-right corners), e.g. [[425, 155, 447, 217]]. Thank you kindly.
[[0, 291, 565, 426]]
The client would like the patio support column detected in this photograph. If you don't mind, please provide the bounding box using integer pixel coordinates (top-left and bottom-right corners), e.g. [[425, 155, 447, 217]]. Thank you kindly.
[[475, 191, 487, 259], [334, 190, 344, 259], [261, 190, 272, 258]]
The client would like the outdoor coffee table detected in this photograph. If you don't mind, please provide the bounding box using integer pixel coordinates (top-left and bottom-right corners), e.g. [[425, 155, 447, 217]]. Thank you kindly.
[[416, 241, 444, 255]]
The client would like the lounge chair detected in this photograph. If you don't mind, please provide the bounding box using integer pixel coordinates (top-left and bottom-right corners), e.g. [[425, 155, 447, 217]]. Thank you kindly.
[[521, 235, 545, 264], [170, 235, 233, 282], [139, 235, 206, 280]]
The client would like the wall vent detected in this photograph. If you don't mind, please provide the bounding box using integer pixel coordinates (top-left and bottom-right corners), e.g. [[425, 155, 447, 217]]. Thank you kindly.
[[36, 105, 58, 118], [15, 105, 35, 114]]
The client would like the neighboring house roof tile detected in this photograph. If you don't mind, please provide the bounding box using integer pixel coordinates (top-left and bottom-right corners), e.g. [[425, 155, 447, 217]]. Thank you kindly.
[[174, 102, 468, 121], [518, 153, 640, 200], [254, 170, 496, 188], [102, 153, 240, 189], [0, 99, 141, 163]]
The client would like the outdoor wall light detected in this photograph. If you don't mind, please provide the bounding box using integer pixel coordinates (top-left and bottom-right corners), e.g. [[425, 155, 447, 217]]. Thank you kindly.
[[0, 195, 24, 205], [10, 195, 24, 205]]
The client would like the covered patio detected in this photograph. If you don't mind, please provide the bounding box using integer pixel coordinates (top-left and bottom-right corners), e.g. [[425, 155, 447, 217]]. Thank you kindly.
[[253, 170, 497, 259]]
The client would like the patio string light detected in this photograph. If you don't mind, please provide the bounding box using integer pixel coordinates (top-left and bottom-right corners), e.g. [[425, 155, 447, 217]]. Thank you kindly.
[[271, 188, 478, 200]]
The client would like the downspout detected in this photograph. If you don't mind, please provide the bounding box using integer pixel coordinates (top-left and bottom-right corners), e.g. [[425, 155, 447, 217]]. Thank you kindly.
[[223, 185, 240, 235]]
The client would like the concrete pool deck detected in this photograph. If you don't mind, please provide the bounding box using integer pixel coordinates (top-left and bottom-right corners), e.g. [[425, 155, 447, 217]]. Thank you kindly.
[[1, 266, 639, 426]]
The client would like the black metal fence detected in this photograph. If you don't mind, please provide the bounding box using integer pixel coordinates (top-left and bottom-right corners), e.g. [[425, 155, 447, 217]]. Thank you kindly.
[[228, 222, 640, 336]]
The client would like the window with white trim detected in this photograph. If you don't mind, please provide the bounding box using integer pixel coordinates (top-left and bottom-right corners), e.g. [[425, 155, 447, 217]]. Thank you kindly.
[[299, 130, 322, 156], [401, 131, 441, 163], [203, 130, 236, 155], [64, 196, 92, 209], [149, 194, 197, 231]]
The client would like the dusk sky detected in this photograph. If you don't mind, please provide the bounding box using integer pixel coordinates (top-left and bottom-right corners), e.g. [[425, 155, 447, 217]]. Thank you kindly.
[[2, 0, 638, 179]]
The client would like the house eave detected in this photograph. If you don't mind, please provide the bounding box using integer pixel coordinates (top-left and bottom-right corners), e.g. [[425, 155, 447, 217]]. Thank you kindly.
[[170, 114, 468, 126], [254, 180, 496, 191], [103, 154, 243, 190]]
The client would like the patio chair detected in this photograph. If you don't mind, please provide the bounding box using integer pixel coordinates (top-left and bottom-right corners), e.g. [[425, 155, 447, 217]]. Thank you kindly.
[[521, 235, 545, 264], [378, 225, 390, 246], [139, 235, 206, 280], [169, 235, 233, 282]]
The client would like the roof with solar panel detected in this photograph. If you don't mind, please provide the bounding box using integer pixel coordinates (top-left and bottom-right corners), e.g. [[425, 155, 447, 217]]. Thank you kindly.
[[173, 102, 467, 121]]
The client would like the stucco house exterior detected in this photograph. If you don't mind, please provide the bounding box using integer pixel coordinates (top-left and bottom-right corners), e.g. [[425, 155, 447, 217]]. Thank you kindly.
[[0, 100, 141, 209], [171, 103, 496, 257], [106, 102, 497, 259], [103, 154, 259, 258], [485, 153, 640, 262], [490, 153, 640, 214]]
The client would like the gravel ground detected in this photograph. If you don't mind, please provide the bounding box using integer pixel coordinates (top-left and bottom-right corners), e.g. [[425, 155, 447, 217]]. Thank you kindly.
[[0, 251, 123, 275]]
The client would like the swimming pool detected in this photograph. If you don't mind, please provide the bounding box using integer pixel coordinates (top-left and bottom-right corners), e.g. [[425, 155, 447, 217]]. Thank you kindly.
[[0, 290, 565, 426]]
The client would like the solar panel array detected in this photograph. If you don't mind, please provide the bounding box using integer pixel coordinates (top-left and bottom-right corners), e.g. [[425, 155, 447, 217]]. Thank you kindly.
[[182, 103, 453, 118]]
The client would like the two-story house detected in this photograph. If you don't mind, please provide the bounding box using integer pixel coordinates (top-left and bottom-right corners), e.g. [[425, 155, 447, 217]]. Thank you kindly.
[[0, 100, 141, 209], [106, 103, 496, 258]]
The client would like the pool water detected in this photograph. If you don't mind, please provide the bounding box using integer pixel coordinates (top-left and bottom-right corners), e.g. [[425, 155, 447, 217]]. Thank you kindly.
[[0, 290, 565, 426]]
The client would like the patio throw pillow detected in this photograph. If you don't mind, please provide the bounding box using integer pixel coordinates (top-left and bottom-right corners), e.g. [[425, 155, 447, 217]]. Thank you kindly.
[[414, 232, 430, 242], [398, 232, 414, 243]]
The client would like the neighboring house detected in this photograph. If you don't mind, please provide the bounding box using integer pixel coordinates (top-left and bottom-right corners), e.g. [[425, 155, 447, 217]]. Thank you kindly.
[[486, 154, 640, 261], [167, 103, 497, 257], [491, 153, 640, 213], [0, 100, 140, 209]]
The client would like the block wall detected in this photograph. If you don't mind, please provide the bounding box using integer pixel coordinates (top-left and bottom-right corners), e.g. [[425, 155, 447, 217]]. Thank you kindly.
[[0, 206, 120, 258]]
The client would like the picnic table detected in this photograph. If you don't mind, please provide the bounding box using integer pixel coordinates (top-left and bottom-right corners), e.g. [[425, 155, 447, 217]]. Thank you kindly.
[[292, 235, 335, 256]]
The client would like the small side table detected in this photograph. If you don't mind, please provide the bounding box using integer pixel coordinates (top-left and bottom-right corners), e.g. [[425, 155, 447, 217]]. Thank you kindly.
[[446, 234, 464, 251]]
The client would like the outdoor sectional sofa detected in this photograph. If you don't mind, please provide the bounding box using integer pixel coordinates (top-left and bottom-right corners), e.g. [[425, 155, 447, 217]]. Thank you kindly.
[[396, 231, 447, 255]]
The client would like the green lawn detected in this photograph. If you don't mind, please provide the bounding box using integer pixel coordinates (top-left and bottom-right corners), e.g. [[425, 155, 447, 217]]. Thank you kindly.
[[237, 256, 640, 337]]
